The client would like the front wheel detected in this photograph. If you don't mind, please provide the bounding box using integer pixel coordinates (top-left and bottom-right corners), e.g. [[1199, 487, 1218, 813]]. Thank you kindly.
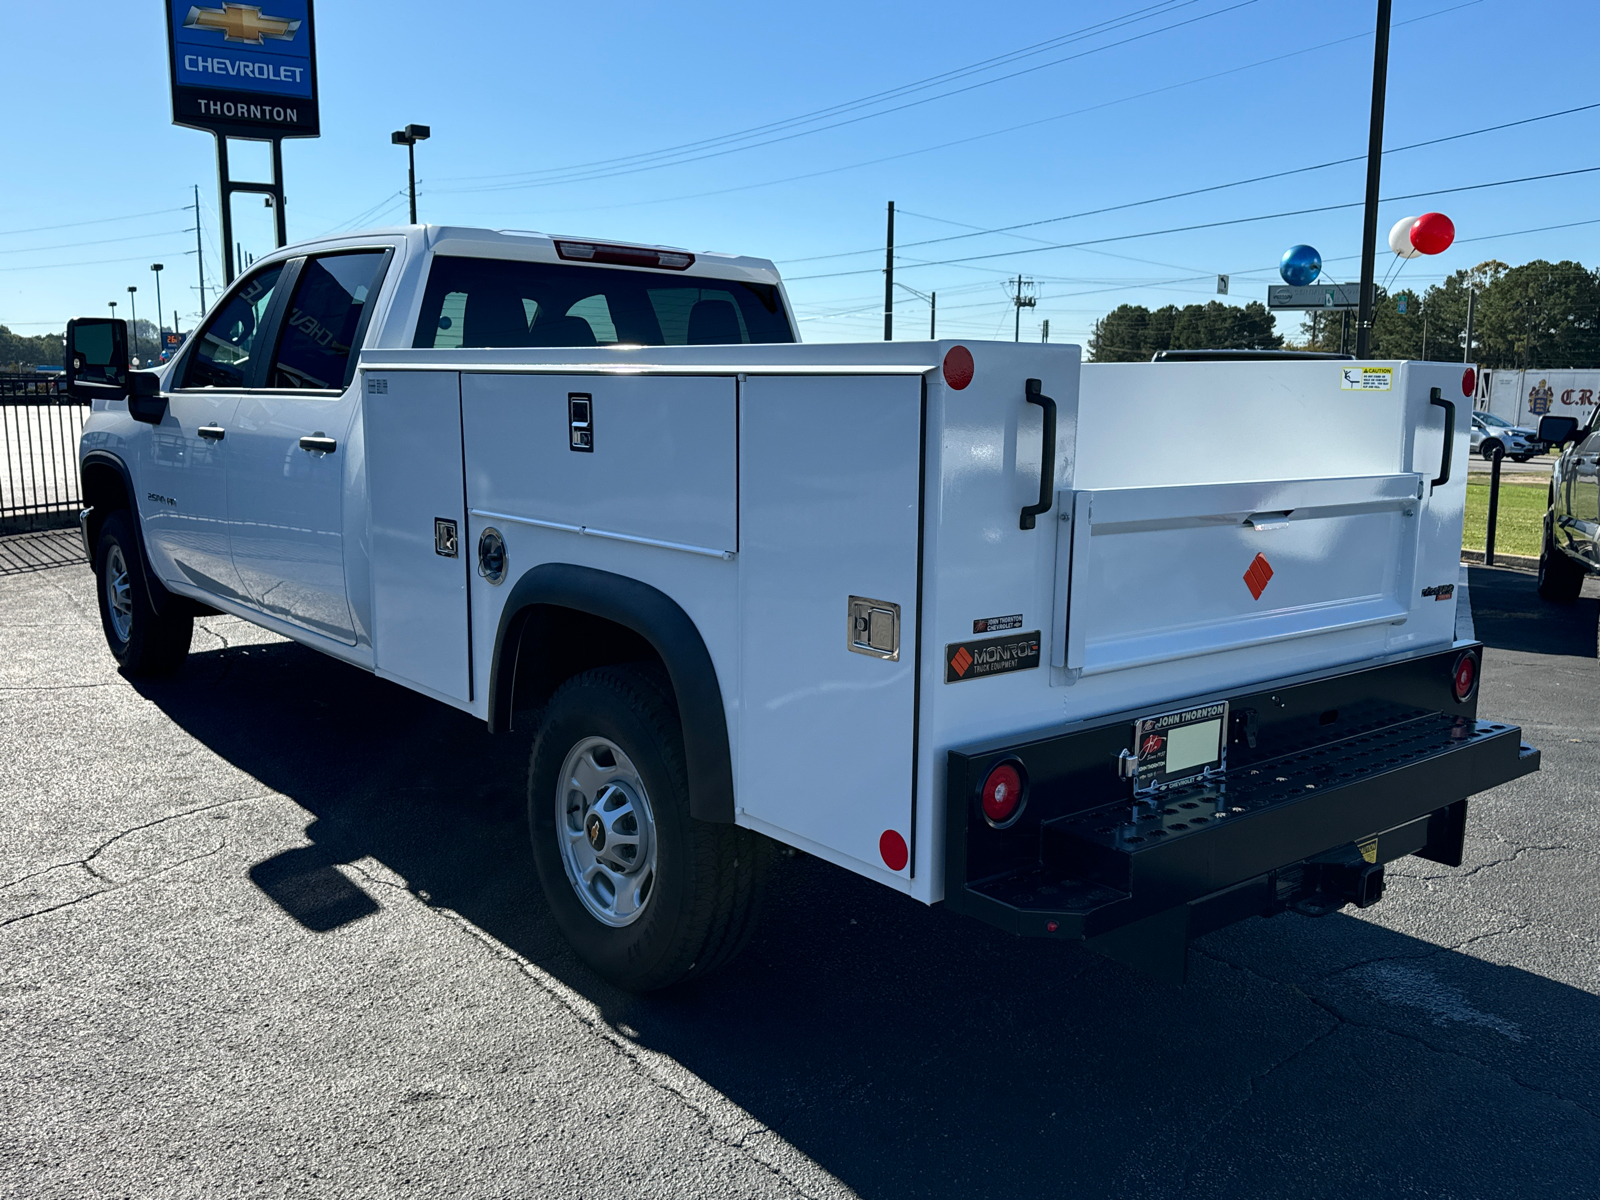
[[1480, 439, 1503, 461], [527, 665, 770, 990], [1537, 511, 1586, 602], [94, 509, 193, 675]]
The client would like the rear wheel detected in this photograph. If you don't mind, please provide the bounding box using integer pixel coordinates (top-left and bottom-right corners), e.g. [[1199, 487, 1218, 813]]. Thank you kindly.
[[527, 664, 769, 990], [1537, 509, 1585, 602], [94, 510, 193, 675]]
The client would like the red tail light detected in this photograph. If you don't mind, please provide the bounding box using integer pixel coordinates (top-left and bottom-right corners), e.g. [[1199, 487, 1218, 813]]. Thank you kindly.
[[1452, 652, 1478, 701], [554, 240, 695, 271], [980, 761, 1026, 827]]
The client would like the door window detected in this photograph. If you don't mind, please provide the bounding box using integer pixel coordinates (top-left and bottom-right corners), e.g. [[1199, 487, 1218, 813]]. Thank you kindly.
[[266, 251, 389, 390], [181, 265, 284, 389]]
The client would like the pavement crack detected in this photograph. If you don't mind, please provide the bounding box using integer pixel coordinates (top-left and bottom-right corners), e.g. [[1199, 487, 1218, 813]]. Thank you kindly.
[[386, 895, 831, 1199], [0, 841, 227, 932]]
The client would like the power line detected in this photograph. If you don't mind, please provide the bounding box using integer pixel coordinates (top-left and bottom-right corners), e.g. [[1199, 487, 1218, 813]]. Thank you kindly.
[[0, 207, 188, 239], [0, 229, 190, 257], [439, 0, 1262, 194], [439, 0, 1204, 186], [0, 251, 192, 275], [448, 0, 1482, 217], [784, 98, 1600, 265], [788, 166, 1600, 281]]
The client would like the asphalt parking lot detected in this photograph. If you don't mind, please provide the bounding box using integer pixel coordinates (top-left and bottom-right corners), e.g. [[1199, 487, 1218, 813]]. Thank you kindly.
[[2, 556, 1596, 1199]]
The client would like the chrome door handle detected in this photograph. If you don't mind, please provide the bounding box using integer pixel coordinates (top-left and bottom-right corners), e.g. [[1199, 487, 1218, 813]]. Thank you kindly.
[[197, 425, 225, 441], [298, 434, 337, 453]]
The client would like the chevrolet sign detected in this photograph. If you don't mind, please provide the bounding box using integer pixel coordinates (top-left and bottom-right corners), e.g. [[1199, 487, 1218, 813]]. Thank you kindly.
[[167, 0, 319, 138]]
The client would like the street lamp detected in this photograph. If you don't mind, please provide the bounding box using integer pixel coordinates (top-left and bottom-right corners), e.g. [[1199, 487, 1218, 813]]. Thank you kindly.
[[151, 264, 165, 353], [390, 124, 431, 224], [127, 286, 138, 364]]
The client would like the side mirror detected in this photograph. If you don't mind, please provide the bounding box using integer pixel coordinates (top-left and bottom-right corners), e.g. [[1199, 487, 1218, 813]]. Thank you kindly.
[[64, 317, 129, 402], [127, 371, 168, 426], [1538, 415, 1580, 447]]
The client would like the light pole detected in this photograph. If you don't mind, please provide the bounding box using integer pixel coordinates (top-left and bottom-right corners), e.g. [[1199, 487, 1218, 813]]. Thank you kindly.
[[127, 286, 138, 364], [390, 124, 431, 224], [151, 264, 165, 349]]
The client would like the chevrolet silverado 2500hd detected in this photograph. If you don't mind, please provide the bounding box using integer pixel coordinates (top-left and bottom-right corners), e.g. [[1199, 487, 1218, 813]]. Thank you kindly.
[[64, 225, 1539, 988]]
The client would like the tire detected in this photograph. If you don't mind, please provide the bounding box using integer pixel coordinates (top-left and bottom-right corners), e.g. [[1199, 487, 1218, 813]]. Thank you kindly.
[[93, 509, 194, 675], [1536, 508, 1586, 603], [527, 664, 770, 991], [1480, 439, 1503, 461]]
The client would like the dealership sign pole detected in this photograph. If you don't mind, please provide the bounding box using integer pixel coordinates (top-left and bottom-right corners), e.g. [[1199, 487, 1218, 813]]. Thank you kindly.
[[166, 0, 320, 285]]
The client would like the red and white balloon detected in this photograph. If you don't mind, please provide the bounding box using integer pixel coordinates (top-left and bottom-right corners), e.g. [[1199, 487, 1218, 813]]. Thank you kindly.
[[1389, 212, 1456, 258]]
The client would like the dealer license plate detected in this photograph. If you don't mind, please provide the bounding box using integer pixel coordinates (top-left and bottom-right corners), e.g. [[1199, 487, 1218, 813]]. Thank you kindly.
[[1133, 701, 1229, 792]]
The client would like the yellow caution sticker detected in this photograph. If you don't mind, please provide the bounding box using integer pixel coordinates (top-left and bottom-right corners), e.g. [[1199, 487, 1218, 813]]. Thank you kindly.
[[1359, 838, 1379, 864], [1340, 366, 1394, 391]]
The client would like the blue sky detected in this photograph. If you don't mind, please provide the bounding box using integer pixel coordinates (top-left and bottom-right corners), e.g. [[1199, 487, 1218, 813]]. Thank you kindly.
[[3, 0, 1595, 346]]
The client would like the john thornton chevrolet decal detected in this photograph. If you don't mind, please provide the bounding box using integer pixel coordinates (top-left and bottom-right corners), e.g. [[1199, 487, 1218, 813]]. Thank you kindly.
[[945, 631, 1041, 683]]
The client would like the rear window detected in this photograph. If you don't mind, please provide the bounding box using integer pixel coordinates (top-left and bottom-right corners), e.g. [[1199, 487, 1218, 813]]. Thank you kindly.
[[412, 255, 794, 349]]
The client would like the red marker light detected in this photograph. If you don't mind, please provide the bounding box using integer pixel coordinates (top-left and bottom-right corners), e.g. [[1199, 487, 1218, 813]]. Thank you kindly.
[[879, 829, 909, 871], [943, 345, 974, 390], [980, 761, 1025, 826], [1452, 652, 1477, 702], [1462, 367, 1476, 398]]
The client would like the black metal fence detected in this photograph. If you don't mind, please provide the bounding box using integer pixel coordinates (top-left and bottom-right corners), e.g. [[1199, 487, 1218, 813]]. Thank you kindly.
[[1, 374, 88, 534]]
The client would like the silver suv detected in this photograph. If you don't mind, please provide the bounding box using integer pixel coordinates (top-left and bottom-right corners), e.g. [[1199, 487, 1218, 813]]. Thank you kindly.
[[1470, 410, 1543, 462], [1536, 411, 1600, 601]]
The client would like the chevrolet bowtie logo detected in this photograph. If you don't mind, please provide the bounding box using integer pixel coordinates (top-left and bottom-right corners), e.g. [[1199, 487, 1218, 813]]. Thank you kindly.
[[183, 3, 301, 44]]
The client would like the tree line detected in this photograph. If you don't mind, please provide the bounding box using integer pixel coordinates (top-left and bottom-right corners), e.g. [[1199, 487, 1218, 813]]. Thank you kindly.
[[1087, 257, 1600, 367], [1, 320, 166, 373]]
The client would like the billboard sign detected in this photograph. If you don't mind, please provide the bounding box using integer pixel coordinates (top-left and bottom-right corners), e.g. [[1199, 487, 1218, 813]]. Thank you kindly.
[[167, 1, 319, 138]]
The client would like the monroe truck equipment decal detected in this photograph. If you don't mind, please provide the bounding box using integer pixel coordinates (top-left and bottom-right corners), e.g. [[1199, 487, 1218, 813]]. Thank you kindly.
[[945, 631, 1041, 683], [1243, 553, 1274, 600]]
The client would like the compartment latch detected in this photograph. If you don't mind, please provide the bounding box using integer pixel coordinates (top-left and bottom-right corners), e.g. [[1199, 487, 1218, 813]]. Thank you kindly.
[[847, 596, 901, 660]]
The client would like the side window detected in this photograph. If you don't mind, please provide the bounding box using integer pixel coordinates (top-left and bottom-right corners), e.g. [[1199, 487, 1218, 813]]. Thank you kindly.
[[266, 251, 389, 390], [180, 265, 284, 389]]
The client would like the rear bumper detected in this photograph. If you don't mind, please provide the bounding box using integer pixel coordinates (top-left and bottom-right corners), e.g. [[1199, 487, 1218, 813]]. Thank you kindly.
[[943, 644, 1539, 979]]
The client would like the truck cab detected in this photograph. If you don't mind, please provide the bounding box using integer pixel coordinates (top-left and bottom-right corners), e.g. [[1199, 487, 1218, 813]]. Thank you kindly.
[[1537, 408, 1600, 600]]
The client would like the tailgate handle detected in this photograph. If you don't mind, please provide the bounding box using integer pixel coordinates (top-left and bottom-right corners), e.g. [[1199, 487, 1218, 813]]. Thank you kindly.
[[1245, 510, 1292, 531], [1019, 378, 1056, 530], [1429, 387, 1454, 491]]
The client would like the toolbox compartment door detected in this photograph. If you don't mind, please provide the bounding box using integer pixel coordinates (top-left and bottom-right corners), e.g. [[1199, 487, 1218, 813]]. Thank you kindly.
[[364, 368, 474, 706], [1059, 473, 1423, 676]]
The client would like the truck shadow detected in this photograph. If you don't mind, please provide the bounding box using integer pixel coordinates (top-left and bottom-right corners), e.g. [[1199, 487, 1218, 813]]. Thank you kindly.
[[131, 632, 1600, 1199], [1469, 564, 1600, 657]]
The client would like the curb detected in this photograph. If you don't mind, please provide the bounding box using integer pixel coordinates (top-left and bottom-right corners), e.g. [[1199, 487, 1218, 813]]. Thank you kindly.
[[1460, 549, 1538, 574]]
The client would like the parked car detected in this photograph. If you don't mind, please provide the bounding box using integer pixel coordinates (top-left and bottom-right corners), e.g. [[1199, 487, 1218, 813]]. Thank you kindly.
[[1470, 410, 1543, 462], [1536, 412, 1600, 601]]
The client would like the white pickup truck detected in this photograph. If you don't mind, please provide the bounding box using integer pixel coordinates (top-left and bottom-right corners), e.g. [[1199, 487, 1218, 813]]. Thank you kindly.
[[66, 225, 1539, 988]]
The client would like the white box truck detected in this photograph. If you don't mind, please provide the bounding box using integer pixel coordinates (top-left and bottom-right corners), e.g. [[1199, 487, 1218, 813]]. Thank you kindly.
[[65, 226, 1537, 988]]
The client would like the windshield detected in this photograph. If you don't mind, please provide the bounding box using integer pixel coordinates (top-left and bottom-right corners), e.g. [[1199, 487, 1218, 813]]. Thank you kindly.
[[1478, 411, 1513, 428], [412, 255, 795, 349]]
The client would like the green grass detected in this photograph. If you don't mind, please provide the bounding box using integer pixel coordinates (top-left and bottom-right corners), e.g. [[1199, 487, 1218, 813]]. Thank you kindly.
[[1463, 477, 1546, 557]]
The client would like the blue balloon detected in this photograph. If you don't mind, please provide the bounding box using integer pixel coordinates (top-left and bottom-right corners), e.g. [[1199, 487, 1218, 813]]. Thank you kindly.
[[1280, 244, 1322, 286]]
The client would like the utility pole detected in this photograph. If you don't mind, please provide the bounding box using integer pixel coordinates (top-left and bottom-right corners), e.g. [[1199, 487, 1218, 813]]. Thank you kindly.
[[883, 200, 894, 341], [391, 124, 431, 224], [150, 264, 165, 342], [192, 185, 207, 315], [1041, 319, 1050, 344], [127, 287, 138, 363], [930, 291, 936, 340], [1354, 0, 1393, 359], [1011, 275, 1036, 342], [1462, 287, 1476, 363], [1421, 297, 1428, 360]]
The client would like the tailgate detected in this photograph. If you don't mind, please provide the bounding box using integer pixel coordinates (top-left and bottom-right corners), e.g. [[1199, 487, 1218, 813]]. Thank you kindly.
[[1056, 473, 1424, 676]]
